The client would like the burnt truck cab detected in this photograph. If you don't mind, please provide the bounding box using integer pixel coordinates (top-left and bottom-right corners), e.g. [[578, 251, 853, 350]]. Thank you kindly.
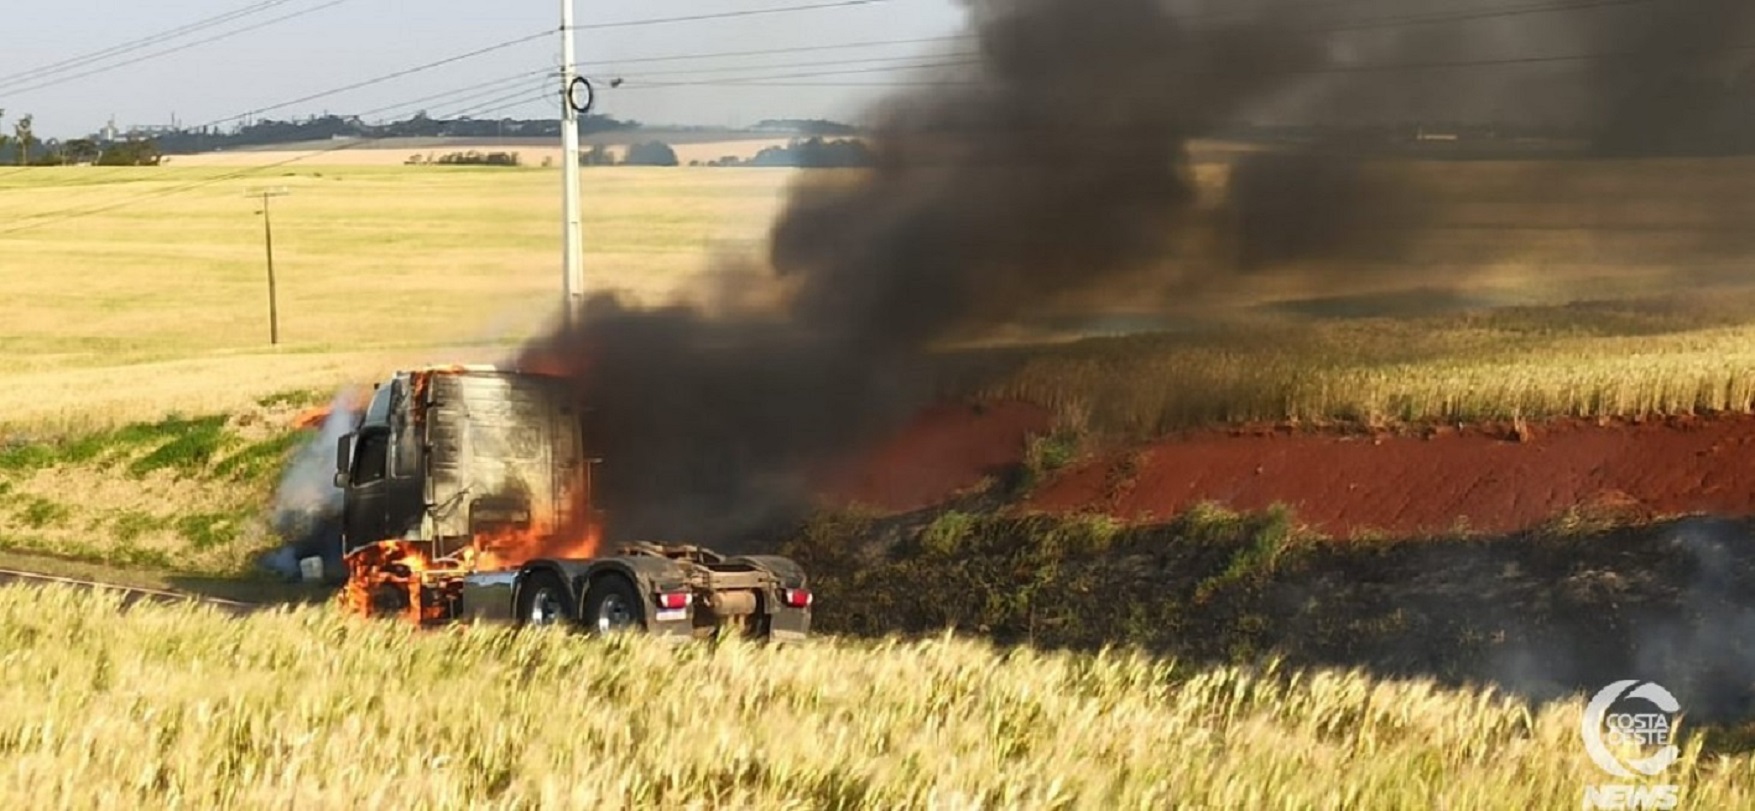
[[332, 365, 811, 640]]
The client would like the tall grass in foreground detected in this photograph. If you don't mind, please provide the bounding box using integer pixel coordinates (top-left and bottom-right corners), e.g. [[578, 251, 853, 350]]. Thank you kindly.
[[1, 586, 1750, 809]]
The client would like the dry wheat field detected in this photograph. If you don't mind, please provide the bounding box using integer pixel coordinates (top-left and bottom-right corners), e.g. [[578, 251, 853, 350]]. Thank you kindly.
[[0, 163, 791, 429], [8, 154, 1755, 808], [1, 585, 1751, 810]]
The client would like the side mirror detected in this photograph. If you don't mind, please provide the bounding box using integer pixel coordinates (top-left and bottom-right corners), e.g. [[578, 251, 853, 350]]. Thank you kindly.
[[333, 432, 355, 488]]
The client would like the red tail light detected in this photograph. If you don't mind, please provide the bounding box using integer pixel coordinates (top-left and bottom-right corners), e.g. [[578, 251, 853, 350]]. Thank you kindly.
[[656, 591, 692, 610], [782, 588, 813, 609]]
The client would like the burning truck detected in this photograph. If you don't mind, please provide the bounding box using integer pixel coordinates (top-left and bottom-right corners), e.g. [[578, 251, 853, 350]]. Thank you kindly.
[[329, 365, 813, 640]]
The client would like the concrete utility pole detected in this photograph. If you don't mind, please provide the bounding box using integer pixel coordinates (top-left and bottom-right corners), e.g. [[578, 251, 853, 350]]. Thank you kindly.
[[247, 186, 291, 345], [560, 0, 587, 330]]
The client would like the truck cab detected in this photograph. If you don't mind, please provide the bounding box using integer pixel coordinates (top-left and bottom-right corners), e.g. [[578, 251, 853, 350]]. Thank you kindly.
[[333, 366, 586, 560], [331, 365, 812, 641]]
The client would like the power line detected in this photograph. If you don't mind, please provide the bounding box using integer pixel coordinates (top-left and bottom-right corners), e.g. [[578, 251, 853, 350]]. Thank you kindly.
[[353, 68, 553, 122], [0, 0, 302, 86], [1263, 42, 1755, 82], [0, 0, 1659, 103], [445, 88, 556, 120], [602, 0, 1666, 88], [214, 29, 552, 126], [0, 0, 1690, 189], [0, 10, 933, 200], [570, 0, 895, 31], [586, 1, 1640, 80], [582, 34, 974, 68], [1323, 0, 1658, 33], [0, 82, 562, 237], [2, 65, 553, 195], [0, 0, 900, 114], [614, 35, 1755, 91], [0, 0, 356, 97], [1178, 0, 1657, 31], [621, 59, 981, 89], [445, 86, 555, 121], [191, 2, 909, 129], [607, 51, 981, 81], [16, 0, 1649, 143], [2, 28, 559, 192], [0, 67, 554, 191]]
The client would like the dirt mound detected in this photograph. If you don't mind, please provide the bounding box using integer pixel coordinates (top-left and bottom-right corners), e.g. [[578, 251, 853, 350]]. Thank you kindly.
[[1028, 415, 1755, 537], [822, 406, 1755, 537]]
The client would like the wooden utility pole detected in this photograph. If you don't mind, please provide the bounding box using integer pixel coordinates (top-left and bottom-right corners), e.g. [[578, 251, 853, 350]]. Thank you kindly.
[[246, 186, 291, 345]]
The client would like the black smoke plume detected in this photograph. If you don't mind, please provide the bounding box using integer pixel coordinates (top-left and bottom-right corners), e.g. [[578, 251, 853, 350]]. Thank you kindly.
[[524, 0, 1755, 544], [1584, 0, 1755, 156]]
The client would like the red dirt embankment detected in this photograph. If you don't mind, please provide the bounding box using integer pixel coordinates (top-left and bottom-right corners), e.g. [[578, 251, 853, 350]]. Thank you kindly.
[[826, 404, 1755, 538], [823, 401, 1054, 512]]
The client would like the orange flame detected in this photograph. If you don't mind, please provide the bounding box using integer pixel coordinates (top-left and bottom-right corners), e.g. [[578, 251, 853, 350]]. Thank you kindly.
[[291, 406, 332, 430], [291, 387, 370, 430], [341, 540, 456, 624], [469, 519, 602, 572], [340, 520, 602, 624]]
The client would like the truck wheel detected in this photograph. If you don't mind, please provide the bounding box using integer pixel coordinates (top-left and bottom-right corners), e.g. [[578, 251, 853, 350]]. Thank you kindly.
[[582, 575, 644, 634], [516, 571, 575, 629]]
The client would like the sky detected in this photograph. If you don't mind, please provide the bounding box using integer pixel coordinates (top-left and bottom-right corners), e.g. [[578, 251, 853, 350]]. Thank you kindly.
[[0, 0, 970, 139]]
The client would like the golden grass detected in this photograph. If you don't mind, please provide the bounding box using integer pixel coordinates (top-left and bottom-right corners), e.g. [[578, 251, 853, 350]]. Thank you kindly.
[[0, 349, 424, 433], [0, 165, 793, 432], [984, 303, 1755, 435], [0, 465, 260, 573], [0, 165, 789, 353], [0, 403, 327, 575], [9, 156, 1755, 439], [1, 584, 1749, 809]]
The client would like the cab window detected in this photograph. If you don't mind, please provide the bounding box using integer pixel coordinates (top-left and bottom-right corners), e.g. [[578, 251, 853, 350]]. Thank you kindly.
[[354, 431, 389, 485], [392, 423, 420, 478]]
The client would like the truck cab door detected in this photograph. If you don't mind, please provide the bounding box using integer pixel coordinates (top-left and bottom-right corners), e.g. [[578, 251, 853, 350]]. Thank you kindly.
[[342, 427, 392, 551]]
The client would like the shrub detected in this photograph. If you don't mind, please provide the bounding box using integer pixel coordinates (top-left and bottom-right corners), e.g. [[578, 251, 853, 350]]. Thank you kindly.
[[622, 141, 679, 167]]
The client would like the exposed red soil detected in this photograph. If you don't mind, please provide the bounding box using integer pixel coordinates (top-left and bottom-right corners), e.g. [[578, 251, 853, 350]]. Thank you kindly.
[[1033, 414, 1755, 537], [824, 405, 1755, 538], [821, 401, 1054, 512]]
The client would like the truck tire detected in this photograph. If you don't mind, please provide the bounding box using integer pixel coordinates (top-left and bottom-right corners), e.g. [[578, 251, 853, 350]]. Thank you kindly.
[[516, 571, 575, 629], [582, 574, 644, 634]]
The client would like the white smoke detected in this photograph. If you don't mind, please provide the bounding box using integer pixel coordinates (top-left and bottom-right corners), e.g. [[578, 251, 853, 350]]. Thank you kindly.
[[260, 387, 362, 581]]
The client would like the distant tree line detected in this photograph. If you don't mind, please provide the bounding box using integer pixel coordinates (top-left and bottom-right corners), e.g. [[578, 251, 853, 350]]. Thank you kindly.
[[148, 111, 639, 155], [91, 140, 163, 165], [578, 141, 680, 167], [408, 150, 523, 167], [0, 109, 162, 166], [571, 137, 876, 169], [749, 118, 859, 136], [697, 137, 874, 168], [575, 139, 877, 168]]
